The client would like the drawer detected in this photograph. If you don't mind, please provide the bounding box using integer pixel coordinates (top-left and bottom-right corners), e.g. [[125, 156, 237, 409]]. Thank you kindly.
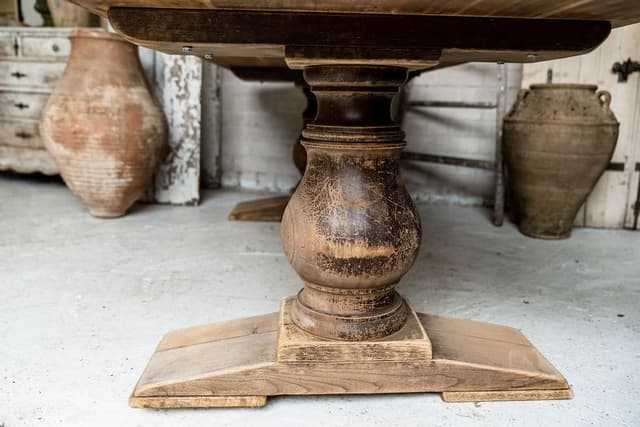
[[0, 119, 44, 149], [0, 145, 58, 175], [0, 61, 66, 89], [0, 92, 49, 119], [21, 36, 71, 58], [0, 34, 15, 57]]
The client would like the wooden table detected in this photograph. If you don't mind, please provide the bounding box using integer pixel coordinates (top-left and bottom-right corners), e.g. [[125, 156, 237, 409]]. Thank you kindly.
[[71, 0, 640, 408]]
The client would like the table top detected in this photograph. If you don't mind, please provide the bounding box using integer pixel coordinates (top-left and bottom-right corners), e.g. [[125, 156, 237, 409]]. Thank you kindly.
[[76, 0, 640, 27], [73, 0, 640, 70]]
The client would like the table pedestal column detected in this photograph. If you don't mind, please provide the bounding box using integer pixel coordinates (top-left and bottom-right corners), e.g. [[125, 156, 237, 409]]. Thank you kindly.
[[130, 64, 572, 409], [283, 65, 419, 340]]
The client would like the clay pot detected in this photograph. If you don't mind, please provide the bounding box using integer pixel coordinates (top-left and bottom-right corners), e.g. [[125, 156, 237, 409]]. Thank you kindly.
[[47, 0, 98, 27], [40, 29, 167, 218], [504, 84, 619, 239]]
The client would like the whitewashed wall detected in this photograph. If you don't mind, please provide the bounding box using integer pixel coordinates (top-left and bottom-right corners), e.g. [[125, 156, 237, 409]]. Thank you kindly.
[[219, 68, 305, 193], [402, 63, 521, 205], [216, 63, 522, 206]]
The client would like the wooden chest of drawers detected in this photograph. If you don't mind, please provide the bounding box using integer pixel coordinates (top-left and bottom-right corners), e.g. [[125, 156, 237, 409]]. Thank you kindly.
[[0, 28, 71, 175]]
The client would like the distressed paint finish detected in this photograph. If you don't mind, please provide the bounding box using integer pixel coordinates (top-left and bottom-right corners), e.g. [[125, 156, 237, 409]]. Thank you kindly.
[[281, 65, 422, 341], [0, 27, 73, 175], [152, 54, 202, 205]]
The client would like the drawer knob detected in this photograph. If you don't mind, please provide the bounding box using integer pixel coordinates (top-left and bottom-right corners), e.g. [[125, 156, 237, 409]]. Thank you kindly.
[[11, 71, 26, 79], [52, 44, 60, 53], [15, 131, 33, 139], [14, 102, 29, 110]]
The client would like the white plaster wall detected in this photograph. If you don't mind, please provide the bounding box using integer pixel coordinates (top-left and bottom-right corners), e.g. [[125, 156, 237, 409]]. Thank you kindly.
[[402, 63, 522, 205], [218, 63, 522, 205], [219, 68, 305, 193]]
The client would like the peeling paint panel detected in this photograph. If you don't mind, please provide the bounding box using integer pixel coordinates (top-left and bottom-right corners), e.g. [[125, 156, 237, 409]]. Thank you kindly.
[[152, 54, 202, 205]]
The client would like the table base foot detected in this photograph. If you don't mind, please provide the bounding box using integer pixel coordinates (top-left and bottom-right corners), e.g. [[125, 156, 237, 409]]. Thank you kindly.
[[441, 389, 573, 402], [228, 195, 290, 221], [130, 297, 571, 408], [129, 395, 268, 408]]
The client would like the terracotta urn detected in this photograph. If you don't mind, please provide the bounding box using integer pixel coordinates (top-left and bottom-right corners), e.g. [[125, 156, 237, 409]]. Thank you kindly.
[[503, 84, 619, 239], [40, 29, 167, 218]]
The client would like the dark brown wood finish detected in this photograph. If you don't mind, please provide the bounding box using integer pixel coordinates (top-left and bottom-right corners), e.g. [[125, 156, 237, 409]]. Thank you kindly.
[[108, 9, 612, 68], [70, 0, 640, 29], [293, 83, 315, 175], [282, 65, 421, 340], [110, 9, 610, 52]]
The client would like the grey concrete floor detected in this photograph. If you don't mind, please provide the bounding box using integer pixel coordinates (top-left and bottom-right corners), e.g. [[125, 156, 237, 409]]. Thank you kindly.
[[0, 173, 639, 427]]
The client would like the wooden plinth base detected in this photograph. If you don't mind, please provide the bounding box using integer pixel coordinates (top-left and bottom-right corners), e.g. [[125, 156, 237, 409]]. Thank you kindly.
[[130, 297, 571, 408], [228, 196, 290, 222]]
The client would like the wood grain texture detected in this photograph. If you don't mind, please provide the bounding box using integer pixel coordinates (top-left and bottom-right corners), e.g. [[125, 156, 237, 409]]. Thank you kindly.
[[442, 389, 573, 402], [228, 196, 291, 222], [130, 395, 267, 408], [281, 65, 420, 341], [130, 303, 571, 407], [152, 54, 202, 206], [156, 312, 278, 351], [107, 9, 612, 69], [70, 0, 640, 28], [277, 297, 431, 362]]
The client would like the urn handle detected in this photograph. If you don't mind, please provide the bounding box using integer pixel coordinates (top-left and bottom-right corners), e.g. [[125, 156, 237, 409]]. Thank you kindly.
[[517, 88, 531, 103], [597, 90, 612, 109]]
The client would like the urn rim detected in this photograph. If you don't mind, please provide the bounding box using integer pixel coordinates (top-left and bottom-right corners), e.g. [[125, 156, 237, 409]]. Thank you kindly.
[[529, 83, 598, 91]]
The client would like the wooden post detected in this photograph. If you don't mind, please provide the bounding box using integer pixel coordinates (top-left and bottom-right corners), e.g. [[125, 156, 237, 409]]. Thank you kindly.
[[282, 65, 420, 340]]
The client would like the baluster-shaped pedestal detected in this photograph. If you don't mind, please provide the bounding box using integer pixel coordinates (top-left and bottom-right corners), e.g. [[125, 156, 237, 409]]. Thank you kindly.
[[130, 64, 572, 409]]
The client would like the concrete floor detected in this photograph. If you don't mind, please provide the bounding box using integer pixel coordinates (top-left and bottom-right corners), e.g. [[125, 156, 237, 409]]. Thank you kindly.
[[0, 173, 638, 427]]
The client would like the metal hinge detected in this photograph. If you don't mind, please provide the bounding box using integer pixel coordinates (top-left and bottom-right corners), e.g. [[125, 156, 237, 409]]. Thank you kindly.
[[612, 58, 640, 83]]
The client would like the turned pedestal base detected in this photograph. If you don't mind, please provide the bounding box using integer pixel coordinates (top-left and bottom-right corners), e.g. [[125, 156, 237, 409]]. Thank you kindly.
[[130, 297, 571, 408], [132, 64, 571, 410]]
